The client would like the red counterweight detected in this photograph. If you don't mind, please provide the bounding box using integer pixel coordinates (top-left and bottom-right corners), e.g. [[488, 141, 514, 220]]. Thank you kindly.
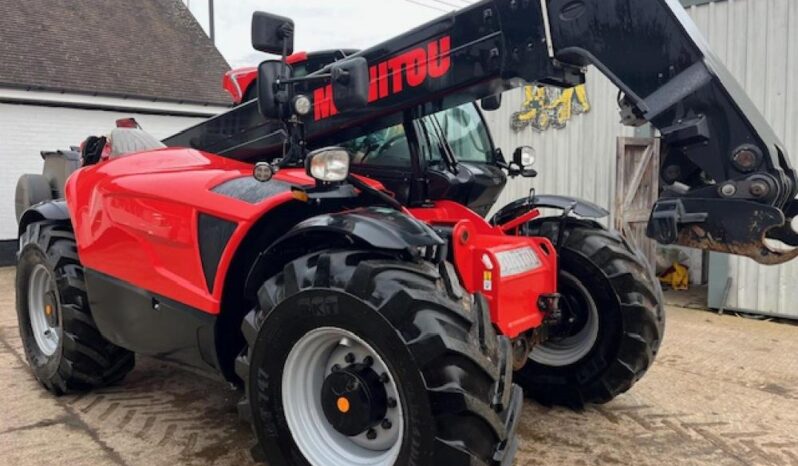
[[451, 220, 557, 338], [409, 201, 558, 339]]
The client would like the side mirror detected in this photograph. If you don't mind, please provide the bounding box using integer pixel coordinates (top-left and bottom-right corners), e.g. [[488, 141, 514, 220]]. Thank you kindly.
[[257, 60, 291, 119], [251, 12, 294, 55], [330, 57, 369, 112], [481, 93, 502, 111], [513, 146, 538, 178]]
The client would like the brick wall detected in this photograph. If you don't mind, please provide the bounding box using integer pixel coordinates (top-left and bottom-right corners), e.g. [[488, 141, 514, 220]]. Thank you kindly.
[[0, 101, 207, 240]]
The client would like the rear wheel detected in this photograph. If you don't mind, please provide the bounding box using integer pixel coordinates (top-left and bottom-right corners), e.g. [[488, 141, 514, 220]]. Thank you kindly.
[[517, 219, 664, 407], [236, 250, 521, 465], [16, 222, 134, 394]]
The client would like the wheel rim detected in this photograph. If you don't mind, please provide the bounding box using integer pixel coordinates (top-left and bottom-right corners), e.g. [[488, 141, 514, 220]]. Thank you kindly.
[[530, 273, 599, 367], [27, 264, 60, 356], [282, 327, 404, 466]]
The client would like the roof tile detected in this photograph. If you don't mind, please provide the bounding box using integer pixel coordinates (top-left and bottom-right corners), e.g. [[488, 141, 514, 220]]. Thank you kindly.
[[0, 0, 231, 106]]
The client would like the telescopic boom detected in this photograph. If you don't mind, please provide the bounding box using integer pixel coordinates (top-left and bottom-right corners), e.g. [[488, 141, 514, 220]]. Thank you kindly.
[[165, 0, 798, 264]]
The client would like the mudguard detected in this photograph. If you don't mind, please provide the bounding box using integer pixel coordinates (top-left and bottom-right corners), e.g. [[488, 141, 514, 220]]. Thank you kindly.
[[17, 200, 71, 236], [286, 208, 443, 250], [244, 207, 444, 294], [491, 194, 609, 226]]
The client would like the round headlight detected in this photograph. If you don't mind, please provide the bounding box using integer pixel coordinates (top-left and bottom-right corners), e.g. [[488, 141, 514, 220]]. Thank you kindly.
[[306, 147, 351, 182], [253, 161, 273, 182], [292, 94, 312, 116]]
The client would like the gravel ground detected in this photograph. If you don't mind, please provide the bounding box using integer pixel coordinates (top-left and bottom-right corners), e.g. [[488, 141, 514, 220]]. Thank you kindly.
[[1, 266, 797, 465]]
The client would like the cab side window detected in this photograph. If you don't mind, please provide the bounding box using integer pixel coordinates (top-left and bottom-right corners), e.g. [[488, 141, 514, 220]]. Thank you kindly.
[[341, 124, 411, 167], [418, 104, 493, 165]]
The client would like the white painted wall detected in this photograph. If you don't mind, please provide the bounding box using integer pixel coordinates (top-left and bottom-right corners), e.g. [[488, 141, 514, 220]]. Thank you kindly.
[[1, 101, 210, 239]]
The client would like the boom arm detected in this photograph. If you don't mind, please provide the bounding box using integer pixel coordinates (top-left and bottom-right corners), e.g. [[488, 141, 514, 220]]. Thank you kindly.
[[165, 0, 798, 264]]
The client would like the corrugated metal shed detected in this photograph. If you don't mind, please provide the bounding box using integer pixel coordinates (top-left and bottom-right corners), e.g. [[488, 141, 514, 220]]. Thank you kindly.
[[484, 0, 798, 318], [687, 0, 798, 318], [483, 73, 631, 222]]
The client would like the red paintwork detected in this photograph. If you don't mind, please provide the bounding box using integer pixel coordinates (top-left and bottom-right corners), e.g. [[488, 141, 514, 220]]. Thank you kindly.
[[286, 51, 309, 65], [409, 201, 557, 338], [64, 148, 386, 314], [222, 67, 257, 104], [498, 207, 540, 233], [222, 52, 309, 104], [65, 149, 556, 338]]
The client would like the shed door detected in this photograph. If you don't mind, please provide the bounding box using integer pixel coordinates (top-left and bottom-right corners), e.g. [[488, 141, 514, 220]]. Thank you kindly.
[[614, 137, 660, 269]]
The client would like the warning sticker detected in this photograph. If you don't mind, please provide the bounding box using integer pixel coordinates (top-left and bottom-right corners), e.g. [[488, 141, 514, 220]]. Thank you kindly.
[[483, 270, 492, 291]]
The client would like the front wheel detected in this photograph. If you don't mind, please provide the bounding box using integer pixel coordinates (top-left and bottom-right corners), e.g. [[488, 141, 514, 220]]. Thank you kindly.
[[516, 218, 665, 407], [236, 250, 522, 465]]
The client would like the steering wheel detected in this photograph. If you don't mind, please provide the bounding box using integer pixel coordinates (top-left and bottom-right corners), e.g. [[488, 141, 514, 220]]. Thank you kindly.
[[360, 134, 405, 163]]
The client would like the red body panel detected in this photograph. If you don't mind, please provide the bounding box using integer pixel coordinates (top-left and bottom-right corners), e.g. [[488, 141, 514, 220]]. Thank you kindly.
[[65, 149, 330, 314], [66, 150, 556, 338], [409, 201, 557, 338], [222, 53, 308, 104], [222, 67, 257, 104]]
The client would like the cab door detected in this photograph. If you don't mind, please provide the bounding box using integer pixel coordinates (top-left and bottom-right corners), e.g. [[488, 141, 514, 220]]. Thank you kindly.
[[342, 117, 424, 206]]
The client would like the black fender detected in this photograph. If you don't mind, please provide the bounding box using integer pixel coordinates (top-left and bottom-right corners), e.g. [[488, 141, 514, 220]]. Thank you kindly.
[[491, 194, 609, 226], [244, 207, 443, 295], [17, 200, 71, 236]]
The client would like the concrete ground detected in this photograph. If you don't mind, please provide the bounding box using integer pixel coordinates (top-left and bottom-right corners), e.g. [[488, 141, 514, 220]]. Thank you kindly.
[[1, 267, 797, 466]]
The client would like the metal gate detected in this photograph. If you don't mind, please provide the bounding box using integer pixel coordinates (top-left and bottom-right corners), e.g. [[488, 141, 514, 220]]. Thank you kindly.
[[614, 137, 660, 269]]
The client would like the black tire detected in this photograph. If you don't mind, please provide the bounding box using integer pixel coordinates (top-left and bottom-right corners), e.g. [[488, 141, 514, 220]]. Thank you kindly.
[[16, 222, 135, 395], [236, 250, 520, 465], [15, 173, 52, 222], [516, 218, 664, 408]]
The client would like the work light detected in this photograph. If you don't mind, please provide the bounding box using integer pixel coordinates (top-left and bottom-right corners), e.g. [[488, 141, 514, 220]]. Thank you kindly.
[[292, 94, 312, 116], [514, 145, 536, 168], [306, 147, 351, 182]]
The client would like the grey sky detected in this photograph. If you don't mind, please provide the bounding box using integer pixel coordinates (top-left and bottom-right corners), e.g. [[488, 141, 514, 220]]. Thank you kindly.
[[183, 0, 469, 68]]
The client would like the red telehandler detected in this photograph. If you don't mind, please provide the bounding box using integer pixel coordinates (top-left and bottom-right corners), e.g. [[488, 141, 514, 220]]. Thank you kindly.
[[14, 1, 798, 464]]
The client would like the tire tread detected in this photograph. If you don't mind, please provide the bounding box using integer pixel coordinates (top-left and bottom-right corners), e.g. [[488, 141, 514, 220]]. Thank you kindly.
[[517, 219, 664, 407], [237, 250, 517, 464], [17, 222, 134, 394]]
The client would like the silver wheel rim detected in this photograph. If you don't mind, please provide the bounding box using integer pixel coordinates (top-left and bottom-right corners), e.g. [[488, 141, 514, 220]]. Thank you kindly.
[[28, 264, 60, 356], [530, 276, 599, 367], [282, 327, 404, 466]]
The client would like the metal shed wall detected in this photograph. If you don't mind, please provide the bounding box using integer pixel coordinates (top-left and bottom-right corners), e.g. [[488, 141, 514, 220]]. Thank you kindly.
[[483, 0, 798, 318], [688, 0, 798, 318], [483, 70, 632, 223]]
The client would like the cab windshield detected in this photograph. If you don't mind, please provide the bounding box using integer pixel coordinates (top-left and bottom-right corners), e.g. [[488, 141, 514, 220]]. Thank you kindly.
[[339, 103, 493, 168]]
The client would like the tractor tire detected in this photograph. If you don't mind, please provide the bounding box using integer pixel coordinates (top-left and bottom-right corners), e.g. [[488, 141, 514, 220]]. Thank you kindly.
[[236, 250, 522, 465], [516, 218, 664, 408], [16, 222, 134, 395], [15, 174, 52, 222]]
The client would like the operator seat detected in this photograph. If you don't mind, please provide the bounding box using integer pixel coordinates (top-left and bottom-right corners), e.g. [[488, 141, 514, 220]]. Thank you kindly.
[[108, 128, 166, 158]]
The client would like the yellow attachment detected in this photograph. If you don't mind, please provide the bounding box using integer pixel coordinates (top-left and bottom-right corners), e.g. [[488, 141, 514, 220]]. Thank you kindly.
[[659, 262, 689, 291]]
